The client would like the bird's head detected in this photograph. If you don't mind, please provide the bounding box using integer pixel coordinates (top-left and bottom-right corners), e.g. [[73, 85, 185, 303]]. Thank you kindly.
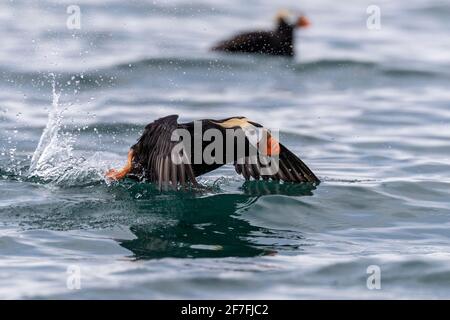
[[243, 121, 280, 157], [275, 10, 311, 30], [214, 117, 280, 157]]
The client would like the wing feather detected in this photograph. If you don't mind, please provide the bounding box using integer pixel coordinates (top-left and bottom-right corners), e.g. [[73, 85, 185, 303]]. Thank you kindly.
[[130, 115, 198, 189], [234, 141, 319, 184]]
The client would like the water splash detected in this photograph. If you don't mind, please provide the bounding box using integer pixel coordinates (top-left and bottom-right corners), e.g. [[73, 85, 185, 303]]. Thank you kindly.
[[28, 75, 109, 186], [29, 75, 72, 175]]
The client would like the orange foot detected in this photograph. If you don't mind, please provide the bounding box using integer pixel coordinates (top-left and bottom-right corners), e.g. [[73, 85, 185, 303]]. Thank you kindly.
[[105, 168, 127, 181], [105, 150, 134, 181]]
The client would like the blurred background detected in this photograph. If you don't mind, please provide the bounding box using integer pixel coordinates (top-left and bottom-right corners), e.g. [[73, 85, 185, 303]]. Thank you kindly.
[[1, 0, 450, 299]]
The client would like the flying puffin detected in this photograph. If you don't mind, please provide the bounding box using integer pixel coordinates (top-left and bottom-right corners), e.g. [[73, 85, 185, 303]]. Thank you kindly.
[[211, 10, 310, 56], [105, 115, 319, 189]]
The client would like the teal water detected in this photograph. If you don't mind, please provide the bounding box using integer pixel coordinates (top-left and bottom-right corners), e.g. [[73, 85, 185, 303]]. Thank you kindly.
[[1, 0, 450, 299]]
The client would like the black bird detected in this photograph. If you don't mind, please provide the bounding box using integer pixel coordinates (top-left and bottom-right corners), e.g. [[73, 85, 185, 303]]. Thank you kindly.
[[106, 115, 319, 189], [211, 11, 310, 57]]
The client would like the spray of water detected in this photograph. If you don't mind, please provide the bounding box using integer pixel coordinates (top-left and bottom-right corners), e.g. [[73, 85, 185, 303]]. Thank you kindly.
[[29, 75, 73, 175], [28, 75, 110, 186]]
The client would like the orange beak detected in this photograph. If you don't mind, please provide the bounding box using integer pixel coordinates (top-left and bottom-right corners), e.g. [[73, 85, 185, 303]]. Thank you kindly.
[[297, 15, 311, 28]]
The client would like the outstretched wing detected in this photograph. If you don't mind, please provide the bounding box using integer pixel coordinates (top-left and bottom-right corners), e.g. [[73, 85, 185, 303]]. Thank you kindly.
[[130, 115, 198, 189], [234, 142, 319, 183]]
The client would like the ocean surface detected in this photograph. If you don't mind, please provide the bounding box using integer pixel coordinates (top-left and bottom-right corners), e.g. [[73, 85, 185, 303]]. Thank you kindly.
[[1, 0, 450, 299]]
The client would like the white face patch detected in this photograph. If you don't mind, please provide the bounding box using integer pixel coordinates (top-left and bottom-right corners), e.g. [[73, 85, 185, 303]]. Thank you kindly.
[[275, 9, 296, 24], [242, 124, 267, 149], [214, 118, 269, 151]]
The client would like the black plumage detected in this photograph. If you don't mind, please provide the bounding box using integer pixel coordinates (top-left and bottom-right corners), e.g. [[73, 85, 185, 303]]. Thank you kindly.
[[106, 115, 319, 189], [211, 14, 310, 57]]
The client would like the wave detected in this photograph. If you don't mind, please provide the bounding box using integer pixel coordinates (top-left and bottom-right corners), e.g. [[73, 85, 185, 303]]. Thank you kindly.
[[1, 57, 445, 92], [114, 57, 382, 75], [411, 4, 450, 18], [115, 57, 445, 80], [382, 68, 440, 78], [0, 68, 116, 91], [294, 59, 443, 78], [294, 59, 378, 71], [0, 56, 250, 91], [114, 56, 249, 70]]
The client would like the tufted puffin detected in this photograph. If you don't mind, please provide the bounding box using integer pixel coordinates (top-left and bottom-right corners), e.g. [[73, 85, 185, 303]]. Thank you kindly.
[[105, 115, 319, 189], [211, 10, 310, 57]]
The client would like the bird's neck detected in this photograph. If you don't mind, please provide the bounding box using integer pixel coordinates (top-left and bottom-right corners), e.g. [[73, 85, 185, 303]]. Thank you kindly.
[[276, 20, 294, 37]]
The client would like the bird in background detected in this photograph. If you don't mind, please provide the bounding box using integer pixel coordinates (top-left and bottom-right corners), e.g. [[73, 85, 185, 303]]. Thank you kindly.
[[211, 10, 311, 56]]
